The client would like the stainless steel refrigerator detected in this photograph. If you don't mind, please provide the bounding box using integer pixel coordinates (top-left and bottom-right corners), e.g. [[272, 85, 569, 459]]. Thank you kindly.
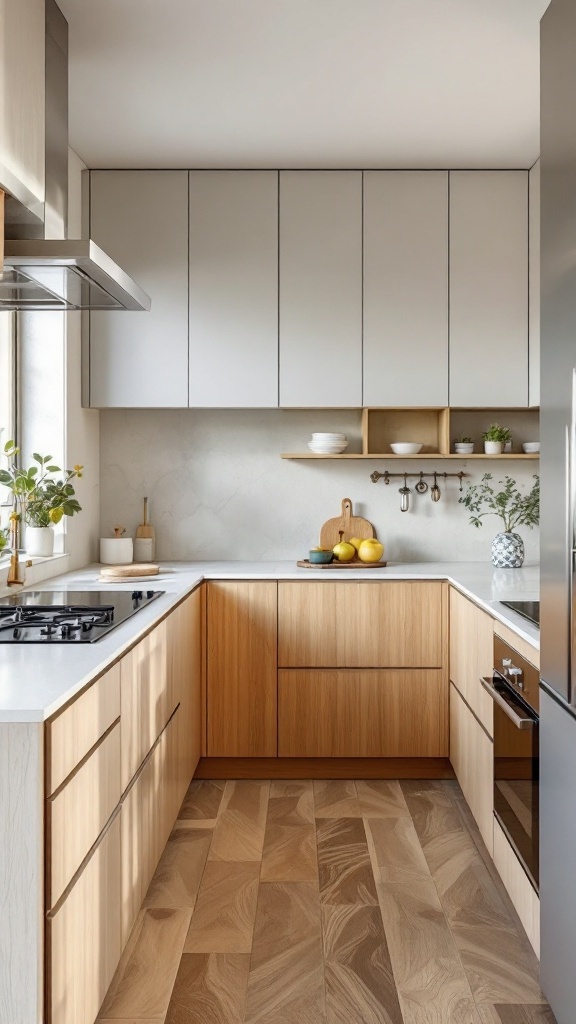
[[540, 3, 576, 1021]]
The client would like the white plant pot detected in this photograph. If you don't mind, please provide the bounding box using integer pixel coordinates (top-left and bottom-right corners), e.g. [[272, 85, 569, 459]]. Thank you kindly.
[[454, 443, 474, 455], [484, 440, 503, 455], [26, 526, 54, 558], [100, 537, 133, 565]]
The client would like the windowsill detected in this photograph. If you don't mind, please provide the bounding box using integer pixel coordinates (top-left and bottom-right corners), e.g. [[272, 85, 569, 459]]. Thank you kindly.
[[0, 552, 71, 597]]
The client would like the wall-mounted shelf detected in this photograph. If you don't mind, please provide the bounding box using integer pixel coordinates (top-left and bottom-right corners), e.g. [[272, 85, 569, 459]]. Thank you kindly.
[[281, 406, 540, 461]]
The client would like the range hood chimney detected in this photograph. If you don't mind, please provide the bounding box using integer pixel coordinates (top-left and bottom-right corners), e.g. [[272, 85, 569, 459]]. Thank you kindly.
[[0, 0, 151, 312]]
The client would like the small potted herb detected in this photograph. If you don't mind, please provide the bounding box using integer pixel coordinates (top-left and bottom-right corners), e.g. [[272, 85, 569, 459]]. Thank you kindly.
[[459, 473, 539, 567], [0, 441, 83, 557], [454, 434, 475, 456], [482, 423, 511, 456]]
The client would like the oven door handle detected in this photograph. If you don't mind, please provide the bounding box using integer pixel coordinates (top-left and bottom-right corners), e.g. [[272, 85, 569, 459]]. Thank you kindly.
[[480, 676, 535, 731]]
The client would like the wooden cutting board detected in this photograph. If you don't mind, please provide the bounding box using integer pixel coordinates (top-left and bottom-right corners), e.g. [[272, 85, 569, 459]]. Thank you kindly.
[[319, 498, 375, 548], [298, 559, 387, 569], [100, 563, 159, 578]]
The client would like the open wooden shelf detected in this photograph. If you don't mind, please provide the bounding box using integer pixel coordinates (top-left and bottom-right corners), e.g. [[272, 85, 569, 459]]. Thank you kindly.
[[281, 452, 540, 460]]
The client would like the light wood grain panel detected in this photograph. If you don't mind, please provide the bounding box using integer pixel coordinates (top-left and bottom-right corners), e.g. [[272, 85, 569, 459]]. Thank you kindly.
[[208, 780, 269, 862], [143, 826, 212, 911], [49, 815, 122, 1024], [316, 817, 378, 906], [355, 779, 411, 817], [365, 816, 431, 883], [449, 587, 494, 735], [477, 1006, 556, 1024], [120, 620, 174, 791], [184, 861, 260, 954], [0, 722, 44, 1024], [493, 621, 540, 670], [168, 588, 203, 804], [450, 683, 494, 854], [100, 907, 191, 1020], [207, 581, 277, 757], [377, 879, 481, 1023], [278, 581, 444, 667], [48, 721, 121, 908], [244, 881, 326, 1023], [323, 903, 403, 1024], [261, 780, 317, 880], [493, 819, 540, 958], [47, 662, 120, 794], [279, 669, 448, 757], [165, 953, 250, 1024], [313, 779, 362, 817], [179, 779, 226, 823]]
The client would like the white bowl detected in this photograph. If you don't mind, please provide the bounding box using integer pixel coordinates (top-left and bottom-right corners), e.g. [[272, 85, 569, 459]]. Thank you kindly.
[[390, 442, 423, 455], [522, 442, 540, 453], [310, 434, 347, 440], [308, 442, 348, 454]]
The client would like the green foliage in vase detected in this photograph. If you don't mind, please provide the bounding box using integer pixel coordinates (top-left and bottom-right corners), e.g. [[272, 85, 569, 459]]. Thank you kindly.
[[482, 423, 511, 444], [0, 440, 83, 527], [459, 473, 540, 533]]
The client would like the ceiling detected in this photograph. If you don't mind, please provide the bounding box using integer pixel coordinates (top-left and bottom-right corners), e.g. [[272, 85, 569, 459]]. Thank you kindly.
[[58, 0, 550, 170]]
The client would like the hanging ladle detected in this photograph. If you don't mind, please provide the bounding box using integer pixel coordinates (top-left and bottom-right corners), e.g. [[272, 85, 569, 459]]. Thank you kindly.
[[415, 472, 428, 494], [431, 472, 441, 502], [399, 473, 411, 512]]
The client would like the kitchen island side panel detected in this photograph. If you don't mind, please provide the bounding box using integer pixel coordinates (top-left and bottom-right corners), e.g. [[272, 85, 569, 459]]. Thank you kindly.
[[0, 722, 43, 1024]]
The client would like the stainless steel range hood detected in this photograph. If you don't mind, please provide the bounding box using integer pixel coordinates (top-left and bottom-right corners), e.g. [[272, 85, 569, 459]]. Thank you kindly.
[[1, 241, 152, 311], [0, 0, 151, 314]]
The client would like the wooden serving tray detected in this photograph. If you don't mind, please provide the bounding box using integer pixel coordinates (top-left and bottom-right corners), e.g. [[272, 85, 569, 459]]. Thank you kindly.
[[297, 559, 387, 570]]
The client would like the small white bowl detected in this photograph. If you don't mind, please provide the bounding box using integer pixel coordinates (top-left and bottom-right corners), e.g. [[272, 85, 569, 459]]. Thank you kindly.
[[522, 442, 540, 453], [308, 442, 348, 454], [390, 442, 423, 455]]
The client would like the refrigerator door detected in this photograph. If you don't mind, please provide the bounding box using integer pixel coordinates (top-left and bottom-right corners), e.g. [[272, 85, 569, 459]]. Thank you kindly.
[[540, 0, 576, 704]]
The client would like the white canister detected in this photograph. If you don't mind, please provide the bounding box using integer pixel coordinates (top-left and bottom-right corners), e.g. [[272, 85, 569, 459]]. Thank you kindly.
[[133, 537, 155, 563], [26, 526, 55, 558], [100, 537, 133, 565]]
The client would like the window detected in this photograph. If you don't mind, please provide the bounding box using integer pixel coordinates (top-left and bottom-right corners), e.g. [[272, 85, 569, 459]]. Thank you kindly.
[[0, 312, 17, 523]]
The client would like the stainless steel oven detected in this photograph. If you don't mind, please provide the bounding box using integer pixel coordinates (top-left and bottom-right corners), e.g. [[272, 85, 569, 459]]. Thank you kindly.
[[481, 636, 540, 892]]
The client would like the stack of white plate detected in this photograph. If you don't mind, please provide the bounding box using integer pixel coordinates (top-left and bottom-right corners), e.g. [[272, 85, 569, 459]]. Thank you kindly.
[[307, 432, 348, 454]]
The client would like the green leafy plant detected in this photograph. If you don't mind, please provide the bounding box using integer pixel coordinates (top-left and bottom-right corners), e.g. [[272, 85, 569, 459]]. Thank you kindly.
[[0, 526, 9, 553], [0, 440, 83, 528], [459, 473, 540, 532], [455, 435, 474, 444], [482, 423, 511, 444]]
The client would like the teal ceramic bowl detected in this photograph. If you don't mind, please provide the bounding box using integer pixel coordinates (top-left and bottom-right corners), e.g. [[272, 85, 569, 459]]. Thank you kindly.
[[309, 549, 334, 564]]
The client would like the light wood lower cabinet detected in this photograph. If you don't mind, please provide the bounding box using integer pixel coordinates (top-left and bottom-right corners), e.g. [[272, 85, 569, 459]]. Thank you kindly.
[[168, 587, 204, 793], [279, 669, 448, 757], [450, 682, 494, 854], [493, 818, 540, 957], [48, 813, 121, 1024], [120, 618, 173, 790], [449, 587, 494, 735], [207, 581, 277, 756], [278, 581, 444, 668]]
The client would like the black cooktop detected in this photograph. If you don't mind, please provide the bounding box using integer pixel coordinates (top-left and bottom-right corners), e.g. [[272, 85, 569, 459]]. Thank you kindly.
[[0, 589, 164, 643], [500, 599, 540, 628]]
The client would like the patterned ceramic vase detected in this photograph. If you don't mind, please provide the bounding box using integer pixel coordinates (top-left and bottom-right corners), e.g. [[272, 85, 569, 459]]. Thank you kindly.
[[491, 531, 525, 568]]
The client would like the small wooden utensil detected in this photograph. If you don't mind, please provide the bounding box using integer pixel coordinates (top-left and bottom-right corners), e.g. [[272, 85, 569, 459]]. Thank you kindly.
[[319, 498, 375, 548], [136, 497, 155, 550]]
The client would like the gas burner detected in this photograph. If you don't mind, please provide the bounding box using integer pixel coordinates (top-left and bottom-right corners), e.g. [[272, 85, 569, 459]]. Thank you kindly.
[[0, 591, 163, 643]]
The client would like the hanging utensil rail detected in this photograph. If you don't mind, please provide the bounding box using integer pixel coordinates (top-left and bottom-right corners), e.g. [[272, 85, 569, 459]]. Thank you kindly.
[[370, 470, 467, 489]]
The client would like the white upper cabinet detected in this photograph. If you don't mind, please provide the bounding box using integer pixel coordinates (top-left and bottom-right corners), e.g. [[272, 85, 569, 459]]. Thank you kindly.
[[279, 171, 362, 408], [89, 171, 189, 408], [363, 171, 449, 407], [0, 0, 45, 214], [449, 171, 529, 407], [189, 171, 278, 407], [529, 160, 540, 408]]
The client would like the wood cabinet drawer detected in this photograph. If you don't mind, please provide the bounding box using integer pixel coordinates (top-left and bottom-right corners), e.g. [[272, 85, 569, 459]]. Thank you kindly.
[[47, 721, 121, 909], [48, 813, 122, 1024], [278, 669, 448, 757], [46, 663, 120, 796], [120, 619, 174, 790], [278, 581, 444, 668], [449, 683, 493, 854]]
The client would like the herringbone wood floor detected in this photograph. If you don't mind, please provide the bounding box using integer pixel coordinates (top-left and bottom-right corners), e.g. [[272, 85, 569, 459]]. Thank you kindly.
[[97, 778, 556, 1024]]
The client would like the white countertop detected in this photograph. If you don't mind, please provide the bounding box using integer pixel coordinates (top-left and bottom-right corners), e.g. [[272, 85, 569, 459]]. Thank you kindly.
[[0, 560, 539, 723]]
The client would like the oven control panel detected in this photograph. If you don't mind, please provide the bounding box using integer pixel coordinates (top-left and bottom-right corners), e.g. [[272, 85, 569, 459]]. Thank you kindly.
[[494, 636, 540, 714]]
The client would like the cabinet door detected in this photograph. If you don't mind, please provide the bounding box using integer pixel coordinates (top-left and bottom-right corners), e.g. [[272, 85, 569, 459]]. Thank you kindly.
[[279, 669, 448, 757], [120, 619, 173, 791], [0, 0, 45, 212], [279, 171, 362, 407], [167, 587, 203, 800], [449, 588, 494, 735], [48, 813, 122, 1024], [449, 171, 529, 407], [207, 581, 277, 756], [89, 170, 189, 407], [363, 171, 448, 406], [278, 581, 444, 668], [529, 160, 540, 408], [189, 171, 278, 407], [450, 683, 494, 854]]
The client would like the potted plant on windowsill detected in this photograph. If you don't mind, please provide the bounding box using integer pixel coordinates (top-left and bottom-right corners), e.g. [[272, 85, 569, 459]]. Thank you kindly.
[[459, 473, 539, 567], [482, 423, 511, 456], [0, 441, 83, 557]]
